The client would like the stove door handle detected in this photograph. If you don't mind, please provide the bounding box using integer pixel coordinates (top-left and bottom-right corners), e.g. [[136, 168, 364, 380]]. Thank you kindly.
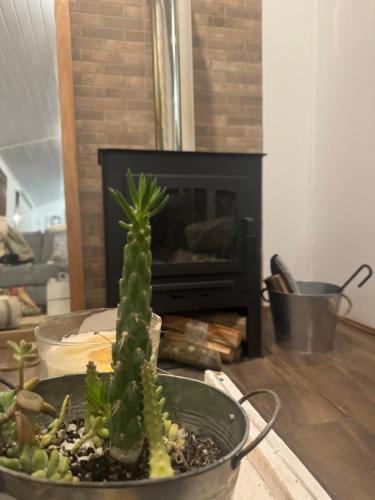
[[243, 216, 255, 234]]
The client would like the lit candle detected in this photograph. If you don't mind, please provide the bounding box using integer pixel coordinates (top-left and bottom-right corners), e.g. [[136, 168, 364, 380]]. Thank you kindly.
[[43, 331, 115, 376]]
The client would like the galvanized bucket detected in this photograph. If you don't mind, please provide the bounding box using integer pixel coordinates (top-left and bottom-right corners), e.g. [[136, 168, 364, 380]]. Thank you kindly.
[[0, 374, 280, 500], [267, 281, 352, 353], [263, 264, 373, 353]]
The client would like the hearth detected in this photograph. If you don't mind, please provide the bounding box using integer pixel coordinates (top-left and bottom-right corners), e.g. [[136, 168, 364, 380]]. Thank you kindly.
[[99, 149, 262, 357]]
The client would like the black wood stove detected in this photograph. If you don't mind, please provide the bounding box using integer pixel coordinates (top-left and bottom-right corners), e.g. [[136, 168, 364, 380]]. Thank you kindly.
[[99, 149, 262, 357]]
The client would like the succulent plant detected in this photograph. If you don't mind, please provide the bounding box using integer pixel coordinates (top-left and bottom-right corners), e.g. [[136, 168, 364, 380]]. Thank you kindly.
[[41, 395, 70, 448], [141, 360, 174, 479], [1, 341, 55, 449], [108, 170, 168, 464], [84, 361, 110, 428], [0, 390, 16, 443], [0, 445, 78, 483], [7, 340, 38, 390], [70, 414, 109, 454]]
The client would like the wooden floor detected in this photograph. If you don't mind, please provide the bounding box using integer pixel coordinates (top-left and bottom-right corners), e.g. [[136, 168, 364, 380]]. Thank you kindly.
[[169, 311, 375, 499], [224, 311, 375, 500], [1, 311, 374, 499]]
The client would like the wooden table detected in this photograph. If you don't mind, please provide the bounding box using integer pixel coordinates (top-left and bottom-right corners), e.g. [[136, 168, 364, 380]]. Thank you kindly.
[[205, 371, 331, 499]]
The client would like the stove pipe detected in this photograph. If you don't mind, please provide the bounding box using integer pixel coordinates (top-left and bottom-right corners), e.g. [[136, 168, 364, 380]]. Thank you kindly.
[[149, 0, 195, 151]]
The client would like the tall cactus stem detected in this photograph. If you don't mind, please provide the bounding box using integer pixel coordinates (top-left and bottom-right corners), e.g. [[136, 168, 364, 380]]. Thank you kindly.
[[108, 171, 168, 464]]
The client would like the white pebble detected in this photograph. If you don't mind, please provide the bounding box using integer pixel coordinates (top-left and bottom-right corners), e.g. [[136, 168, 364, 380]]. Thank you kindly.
[[61, 441, 75, 452], [82, 439, 95, 450]]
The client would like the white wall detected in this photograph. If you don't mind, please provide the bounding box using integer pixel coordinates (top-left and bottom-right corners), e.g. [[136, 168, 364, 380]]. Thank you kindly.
[[262, 0, 316, 279], [263, 0, 375, 327], [311, 0, 375, 326], [0, 158, 36, 230], [35, 198, 66, 231]]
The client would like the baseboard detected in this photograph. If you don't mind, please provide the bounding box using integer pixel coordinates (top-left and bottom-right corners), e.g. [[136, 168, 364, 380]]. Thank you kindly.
[[339, 317, 375, 337]]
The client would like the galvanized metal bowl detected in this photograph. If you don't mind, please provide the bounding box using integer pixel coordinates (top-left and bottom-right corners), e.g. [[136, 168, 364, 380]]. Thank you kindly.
[[0, 374, 280, 500]]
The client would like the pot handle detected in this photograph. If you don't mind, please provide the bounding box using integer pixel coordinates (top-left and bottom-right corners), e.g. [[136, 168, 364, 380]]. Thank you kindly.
[[231, 389, 281, 469]]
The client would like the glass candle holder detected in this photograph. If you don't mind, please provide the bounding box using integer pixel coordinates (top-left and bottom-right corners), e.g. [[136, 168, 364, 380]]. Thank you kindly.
[[35, 309, 162, 378]]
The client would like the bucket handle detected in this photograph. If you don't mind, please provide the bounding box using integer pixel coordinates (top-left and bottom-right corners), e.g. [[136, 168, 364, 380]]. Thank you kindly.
[[231, 389, 281, 469], [261, 287, 270, 303], [338, 264, 373, 293], [339, 293, 352, 317]]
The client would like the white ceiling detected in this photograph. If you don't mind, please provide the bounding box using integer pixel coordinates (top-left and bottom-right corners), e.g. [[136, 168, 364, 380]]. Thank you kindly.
[[0, 0, 64, 207]]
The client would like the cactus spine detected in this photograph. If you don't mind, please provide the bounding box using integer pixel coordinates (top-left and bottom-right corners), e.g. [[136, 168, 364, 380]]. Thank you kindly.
[[141, 360, 174, 479], [108, 171, 168, 464]]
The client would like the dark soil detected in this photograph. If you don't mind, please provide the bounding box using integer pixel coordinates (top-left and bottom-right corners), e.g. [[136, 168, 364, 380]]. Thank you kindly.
[[0, 418, 223, 482], [58, 419, 223, 482]]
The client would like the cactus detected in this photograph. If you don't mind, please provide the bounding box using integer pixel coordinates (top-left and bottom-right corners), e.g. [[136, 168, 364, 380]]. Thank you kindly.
[[141, 360, 174, 479], [0, 445, 78, 483], [108, 171, 168, 464]]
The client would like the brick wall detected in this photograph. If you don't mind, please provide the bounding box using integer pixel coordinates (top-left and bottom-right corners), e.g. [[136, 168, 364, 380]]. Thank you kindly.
[[69, 0, 262, 308]]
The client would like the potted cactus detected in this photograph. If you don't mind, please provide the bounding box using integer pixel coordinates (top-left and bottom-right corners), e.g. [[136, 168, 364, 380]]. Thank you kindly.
[[0, 172, 280, 500]]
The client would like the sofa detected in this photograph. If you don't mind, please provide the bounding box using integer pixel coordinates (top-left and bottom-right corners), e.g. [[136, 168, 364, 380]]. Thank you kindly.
[[0, 230, 67, 310]]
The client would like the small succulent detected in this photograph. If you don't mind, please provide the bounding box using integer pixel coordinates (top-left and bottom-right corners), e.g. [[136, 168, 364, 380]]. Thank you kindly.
[[70, 414, 109, 454], [7, 340, 38, 390], [0, 390, 16, 443], [85, 362, 110, 426], [41, 395, 70, 448], [66, 362, 110, 454], [0, 445, 78, 483]]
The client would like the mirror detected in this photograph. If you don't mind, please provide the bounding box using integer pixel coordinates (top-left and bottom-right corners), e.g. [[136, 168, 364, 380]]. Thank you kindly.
[[0, 0, 83, 323]]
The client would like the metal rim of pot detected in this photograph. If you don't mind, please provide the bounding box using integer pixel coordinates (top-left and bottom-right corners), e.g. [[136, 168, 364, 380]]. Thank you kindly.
[[0, 374, 281, 489]]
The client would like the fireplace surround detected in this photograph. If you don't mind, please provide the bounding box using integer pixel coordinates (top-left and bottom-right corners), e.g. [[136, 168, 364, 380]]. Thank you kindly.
[[100, 148, 262, 357]]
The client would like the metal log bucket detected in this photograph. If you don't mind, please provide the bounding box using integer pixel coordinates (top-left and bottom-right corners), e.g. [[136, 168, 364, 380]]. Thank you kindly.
[[264, 264, 373, 353], [267, 281, 351, 352], [0, 374, 280, 500]]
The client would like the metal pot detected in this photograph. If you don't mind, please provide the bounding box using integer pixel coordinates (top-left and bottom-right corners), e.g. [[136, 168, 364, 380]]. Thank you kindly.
[[0, 374, 280, 500]]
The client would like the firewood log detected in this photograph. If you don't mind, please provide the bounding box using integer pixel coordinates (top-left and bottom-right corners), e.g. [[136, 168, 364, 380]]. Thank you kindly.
[[162, 315, 243, 348], [158, 338, 222, 370]]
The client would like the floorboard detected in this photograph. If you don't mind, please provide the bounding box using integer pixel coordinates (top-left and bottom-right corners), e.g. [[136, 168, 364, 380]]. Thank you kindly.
[[225, 310, 375, 500]]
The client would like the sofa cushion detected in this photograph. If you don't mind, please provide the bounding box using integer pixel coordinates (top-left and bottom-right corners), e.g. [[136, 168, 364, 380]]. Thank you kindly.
[[23, 232, 43, 263], [42, 230, 66, 264], [25, 285, 46, 308], [0, 262, 59, 287]]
